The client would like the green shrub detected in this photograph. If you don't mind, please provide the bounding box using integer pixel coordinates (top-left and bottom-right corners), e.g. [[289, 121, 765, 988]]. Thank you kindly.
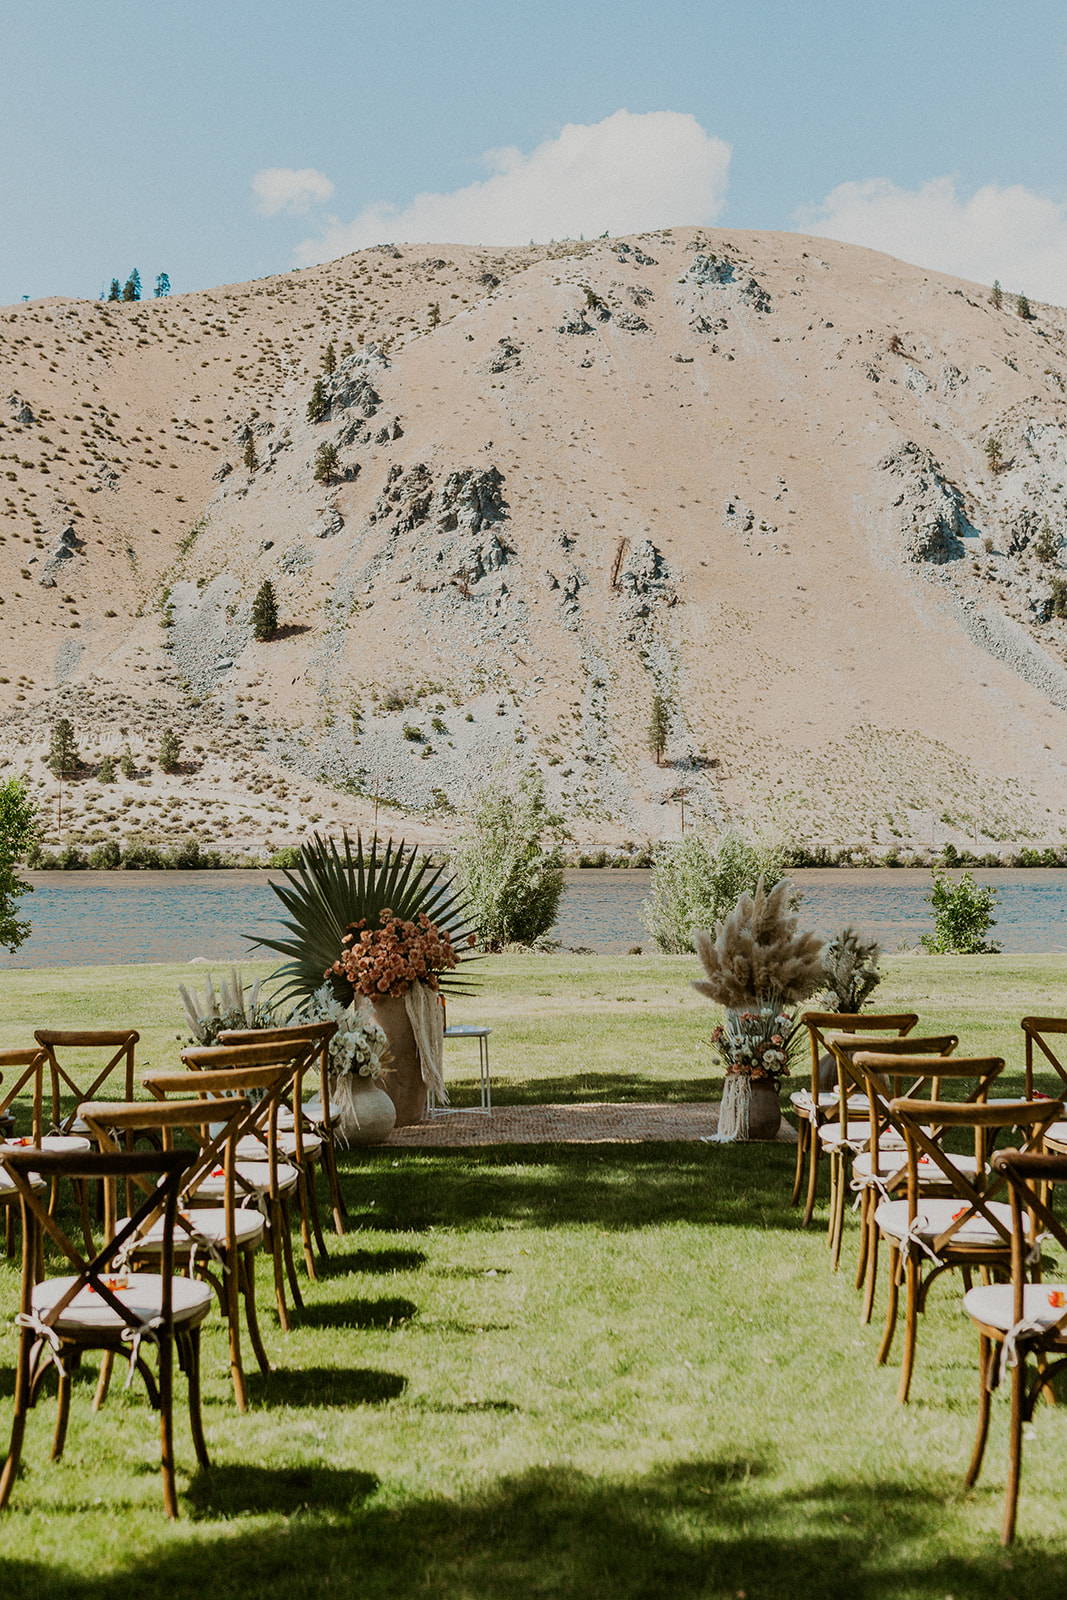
[[455, 774, 566, 950], [642, 827, 788, 953], [97, 754, 117, 783], [402, 724, 424, 742], [88, 839, 122, 869], [920, 870, 1000, 954], [268, 845, 303, 869], [121, 836, 166, 870]]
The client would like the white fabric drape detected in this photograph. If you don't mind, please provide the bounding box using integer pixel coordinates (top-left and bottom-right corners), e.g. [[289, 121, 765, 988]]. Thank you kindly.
[[405, 981, 447, 1104]]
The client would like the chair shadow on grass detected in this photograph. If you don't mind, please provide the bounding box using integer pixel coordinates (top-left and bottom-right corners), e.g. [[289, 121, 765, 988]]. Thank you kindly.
[[295, 1296, 418, 1330], [325, 1247, 427, 1275], [498, 1070, 715, 1105], [5, 1454, 1067, 1600], [338, 1142, 807, 1233], [246, 1366, 407, 1409]]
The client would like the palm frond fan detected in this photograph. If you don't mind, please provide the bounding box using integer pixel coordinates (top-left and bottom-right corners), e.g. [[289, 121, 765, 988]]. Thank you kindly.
[[249, 831, 480, 1008]]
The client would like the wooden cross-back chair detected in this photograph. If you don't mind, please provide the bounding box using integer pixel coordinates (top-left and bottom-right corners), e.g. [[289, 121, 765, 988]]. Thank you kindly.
[[219, 1018, 347, 1242], [860, 1076, 1060, 1404], [1020, 1019, 1067, 1153], [177, 1040, 312, 1331], [790, 1013, 919, 1225], [0, 1047, 94, 1254], [0, 1145, 211, 1519], [819, 1032, 959, 1280], [34, 1029, 139, 1137], [81, 1088, 268, 1412], [964, 1149, 1067, 1544]]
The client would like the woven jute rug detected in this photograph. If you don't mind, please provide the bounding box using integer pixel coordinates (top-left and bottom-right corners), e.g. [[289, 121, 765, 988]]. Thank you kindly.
[[385, 1102, 797, 1147]]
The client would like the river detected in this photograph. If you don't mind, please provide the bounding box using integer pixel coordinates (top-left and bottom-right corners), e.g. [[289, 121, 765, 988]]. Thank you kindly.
[[1, 867, 1066, 968]]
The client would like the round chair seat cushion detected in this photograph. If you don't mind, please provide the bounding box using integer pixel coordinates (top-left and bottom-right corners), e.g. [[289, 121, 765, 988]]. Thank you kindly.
[[278, 1099, 336, 1130], [964, 1281, 1067, 1337], [789, 1090, 868, 1114], [852, 1149, 982, 1182], [32, 1272, 212, 1333], [1044, 1120, 1067, 1150], [0, 1166, 47, 1193], [874, 1196, 1015, 1248], [196, 1160, 299, 1199], [119, 1207, 265, 1252], [234, 1132, 323, 1162]]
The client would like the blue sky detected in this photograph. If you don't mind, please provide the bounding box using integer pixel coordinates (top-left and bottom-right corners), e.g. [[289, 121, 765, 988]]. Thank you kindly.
[[3, 0, 1066, 304]]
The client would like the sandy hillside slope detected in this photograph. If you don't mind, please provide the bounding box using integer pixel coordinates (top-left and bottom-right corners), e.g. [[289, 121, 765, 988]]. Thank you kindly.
[[1, 227, 1066, 854]]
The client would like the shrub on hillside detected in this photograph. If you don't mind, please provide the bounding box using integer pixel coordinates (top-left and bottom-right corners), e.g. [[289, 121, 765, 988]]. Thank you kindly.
[[642, 827, 787, 954]]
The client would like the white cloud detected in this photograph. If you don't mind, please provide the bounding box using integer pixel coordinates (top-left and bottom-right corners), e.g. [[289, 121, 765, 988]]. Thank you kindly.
[[294, 110, 730, 263], [797, 176, 1067, 307], [252, 167, 335, 217]]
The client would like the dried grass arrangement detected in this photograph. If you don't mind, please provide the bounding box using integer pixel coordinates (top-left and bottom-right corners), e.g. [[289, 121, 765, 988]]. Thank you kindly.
[[820, 925, 882, 1013], [692, 878, 825, 1012]]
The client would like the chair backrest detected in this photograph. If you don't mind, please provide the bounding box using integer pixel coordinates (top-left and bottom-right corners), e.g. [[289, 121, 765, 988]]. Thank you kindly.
[[34, 1029, 139, 1135], [0, 1048, 48, 1143], [992, 1149, 1067, 1338], [0, 1146, 194, 1337], [888, 1096, 1063, 1255], [80, 1095, 250, 1247], [855, 1052, 1004, 1178], [218, 1020, 338, 1129], [150, 1051, 305, 1198], [800, 1013, 918, 1103], [1020, 1017, 1067, 1098], [830, 1035, 959, 1144]]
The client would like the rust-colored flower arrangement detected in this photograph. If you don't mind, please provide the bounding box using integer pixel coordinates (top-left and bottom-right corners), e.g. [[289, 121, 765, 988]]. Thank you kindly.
[[328, 909, 460, 999]]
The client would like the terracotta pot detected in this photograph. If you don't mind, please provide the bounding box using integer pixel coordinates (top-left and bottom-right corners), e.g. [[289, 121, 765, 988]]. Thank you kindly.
[[747, 1079, 782, 1140], [371, 995, 426, 1127], [332, 1075, 396, 1145]]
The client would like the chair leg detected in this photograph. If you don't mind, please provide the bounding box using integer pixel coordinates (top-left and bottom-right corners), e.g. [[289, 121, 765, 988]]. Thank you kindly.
[[802, 1124, 821, 1227], [0, 1327, 34, 1509], [897, 1255, 920, 1404], [184, 1330, 210, 1471], [323, 1140, 348, 1234], [51, 1363, 73, 1461], [158, 1334, 178, 1519], [854, 1190, 869, 1290], [93, 1350, 115, 1412], [224, 1256, 247, 1411], [878, 1244, 900, 1364], [829, 1155, 847, 1272], [296, 1172, 318, 1281], [789, 1121, 807, 1207], [266, 1202, 291, 1332], [862, 1218, 880, 1325], [965, 1334, 994, 1488], [240, 1248, 272, 1374], [1002, 1355, 1026, 1545], [306, 1161, 329, 1262], [280, 1198, 304, 1311]]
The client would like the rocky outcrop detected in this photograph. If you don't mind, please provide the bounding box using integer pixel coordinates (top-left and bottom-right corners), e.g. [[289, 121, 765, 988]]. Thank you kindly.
[[880, 442, 972, 564], [321, 355, 382, 421], [488, 338, 522, 372], [680, 253, 735, 287]]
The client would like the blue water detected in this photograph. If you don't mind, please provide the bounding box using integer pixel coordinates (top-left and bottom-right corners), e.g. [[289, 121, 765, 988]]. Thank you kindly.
[[1, 867, 1066, 968]]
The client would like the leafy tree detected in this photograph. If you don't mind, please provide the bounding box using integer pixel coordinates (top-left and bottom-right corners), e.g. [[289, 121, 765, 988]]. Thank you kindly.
[[428, 302, 441, 328], [984, 436, 1004, 474], [307, 378, 329, 423], [642, 827, 787, 954], [648, 692, 670, 765], [921, 870, 1000, 954], [47, 717, 80, 778], [252, 580, 278, 641], [1016, 291, 1033, 320], [455, 774, 565, 949], [97, 753, 117, 783], [314, 441, 340, 484], [1034, 519, 1061, 564], [119, 742, 136, 779], [107, 279, 122, 302], [123, 268, 141, 302], [243, 432, 258, 471], [323, 342, 337, 374], [0, 777, 37, 952], [158, 728, 182, 773], [1051, 577, 1067, 618], [990, 279, 1002, 309], [154, 272, 171, 298]]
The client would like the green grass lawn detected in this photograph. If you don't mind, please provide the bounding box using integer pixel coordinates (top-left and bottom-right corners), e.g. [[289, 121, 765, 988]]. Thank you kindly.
[[0, 954, 1065, 1597]]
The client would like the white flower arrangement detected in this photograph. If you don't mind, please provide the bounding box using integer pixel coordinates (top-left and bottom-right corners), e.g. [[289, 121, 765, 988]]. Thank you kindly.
[[291, 985, 390, 1082]]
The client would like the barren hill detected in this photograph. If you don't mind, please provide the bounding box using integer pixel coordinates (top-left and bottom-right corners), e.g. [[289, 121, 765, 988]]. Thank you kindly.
[[3, 227, 1067, 857]]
